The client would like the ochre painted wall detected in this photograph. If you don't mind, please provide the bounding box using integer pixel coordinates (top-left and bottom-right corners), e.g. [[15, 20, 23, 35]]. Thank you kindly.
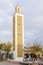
[[17, 16, 23, 57]]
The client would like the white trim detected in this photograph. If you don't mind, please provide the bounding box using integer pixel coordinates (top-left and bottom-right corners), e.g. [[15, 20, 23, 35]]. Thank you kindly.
[[22, 15, 24, 48], [22, 15, 24, 56], [16, 13, 23, 16], [15, 14, 17, 59]]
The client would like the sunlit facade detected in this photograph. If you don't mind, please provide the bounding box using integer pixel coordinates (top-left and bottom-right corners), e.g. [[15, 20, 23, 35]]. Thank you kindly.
[[13, 5, 24, 59]]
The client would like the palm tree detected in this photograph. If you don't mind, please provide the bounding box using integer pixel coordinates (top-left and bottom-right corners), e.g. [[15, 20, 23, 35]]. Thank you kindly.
[[2, 42, 12, 59], [0, 43, 3, 50]]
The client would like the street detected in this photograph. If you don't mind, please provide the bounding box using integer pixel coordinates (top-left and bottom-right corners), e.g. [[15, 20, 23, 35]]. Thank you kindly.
[[0, 61, 20, 65]]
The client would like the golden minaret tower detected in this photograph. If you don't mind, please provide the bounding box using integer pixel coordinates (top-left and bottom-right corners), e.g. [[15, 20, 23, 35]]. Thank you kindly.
[[13, 5, 24, 59]]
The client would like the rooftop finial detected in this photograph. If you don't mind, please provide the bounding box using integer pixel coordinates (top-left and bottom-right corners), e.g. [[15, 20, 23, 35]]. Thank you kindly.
[[15, 6, 21, 13]]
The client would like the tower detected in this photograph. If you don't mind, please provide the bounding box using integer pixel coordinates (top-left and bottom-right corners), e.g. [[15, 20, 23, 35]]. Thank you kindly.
[[13, 5, 24, 59]]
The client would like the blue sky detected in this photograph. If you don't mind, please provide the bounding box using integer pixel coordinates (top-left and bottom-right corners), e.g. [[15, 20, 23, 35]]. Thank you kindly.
[[0, 0, 43, 46]]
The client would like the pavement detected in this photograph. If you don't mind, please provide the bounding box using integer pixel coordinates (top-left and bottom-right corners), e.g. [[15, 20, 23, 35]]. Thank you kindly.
[[0, 61, 20, 65], [0, 60, 43, 65]]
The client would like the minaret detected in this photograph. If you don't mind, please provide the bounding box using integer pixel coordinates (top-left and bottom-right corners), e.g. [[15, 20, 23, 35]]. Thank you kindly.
[[13, 5, 24, 59]]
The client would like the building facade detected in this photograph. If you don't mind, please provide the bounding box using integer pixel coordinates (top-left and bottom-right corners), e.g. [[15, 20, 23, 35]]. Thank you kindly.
[[13, 5, 24, 59]]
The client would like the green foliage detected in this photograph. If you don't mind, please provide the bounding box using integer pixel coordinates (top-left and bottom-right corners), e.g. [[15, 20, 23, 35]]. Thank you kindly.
[[0, 42, 12, 59], [2, 43, 7, 51], [30, 45, 42, 52], [0, 44, 3, 50], [7, 42, 12, 52], [0, 42, 12, 53]]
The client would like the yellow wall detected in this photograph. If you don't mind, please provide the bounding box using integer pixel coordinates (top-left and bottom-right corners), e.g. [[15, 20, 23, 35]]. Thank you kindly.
[[17, 16, 23, 57]]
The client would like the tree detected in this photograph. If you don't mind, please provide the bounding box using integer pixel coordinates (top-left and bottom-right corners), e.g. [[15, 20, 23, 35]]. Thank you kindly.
[[2, 43, 7, 51], [2, 42, 12, 59], [30, 45, 42, 53], [6, 42, 12, 53], [0, 43, 3, 50], [0, 42, 12, 60], [3, 42, 12, 52], [6, 42, 12, 59]]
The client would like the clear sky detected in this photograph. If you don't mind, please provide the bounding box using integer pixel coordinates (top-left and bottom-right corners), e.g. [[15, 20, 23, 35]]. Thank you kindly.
[[0, 0, 43, 46]]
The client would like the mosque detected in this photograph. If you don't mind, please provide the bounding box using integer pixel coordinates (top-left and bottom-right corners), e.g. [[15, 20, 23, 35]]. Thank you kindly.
[[12, 5, 24, 60]]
